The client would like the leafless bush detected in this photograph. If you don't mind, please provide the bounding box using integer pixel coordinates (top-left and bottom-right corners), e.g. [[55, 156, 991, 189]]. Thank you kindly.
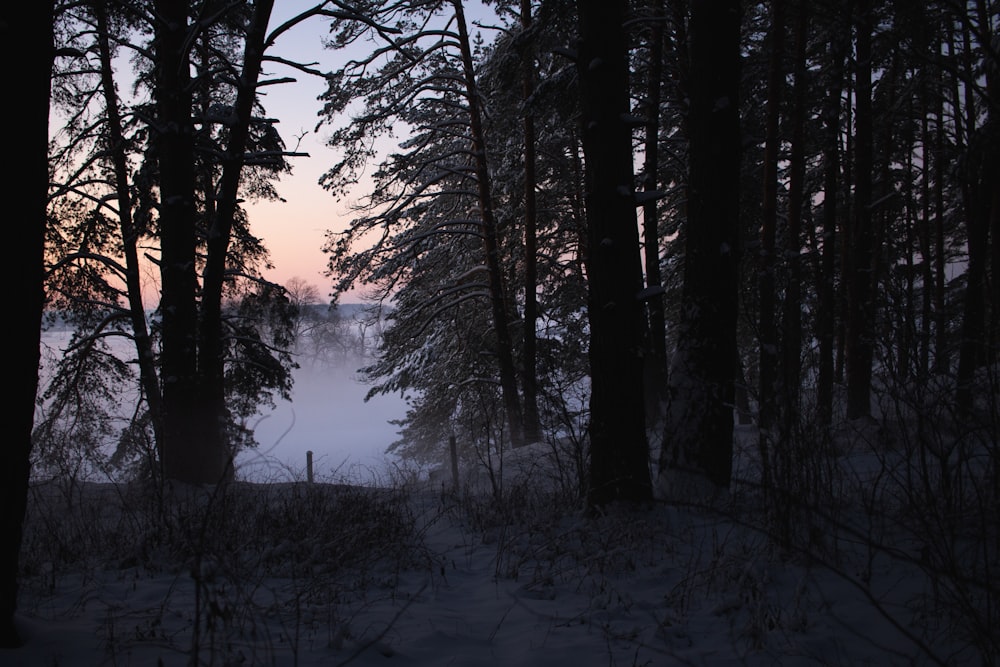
[[742, 359, 1000, 665], [19, 475, 425, 665]]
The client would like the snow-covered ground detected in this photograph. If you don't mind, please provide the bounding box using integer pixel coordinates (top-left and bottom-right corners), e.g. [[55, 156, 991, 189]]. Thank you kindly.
[[4, 432, 990, 666]]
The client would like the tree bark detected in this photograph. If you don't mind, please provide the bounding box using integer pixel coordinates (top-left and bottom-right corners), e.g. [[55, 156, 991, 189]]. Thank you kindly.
[[758, 0, 785, 490], [198, 0, 276, 482], [933, 46, 950, 375], [660, 0, 741, 493], [452, 0, 525, 448], [817, 3, 847, 427], [956, 170, 991, 412], [918, 73, 934, 381], [576, 0, 653, 506], [154, 0, 215, 483], [0, 0, 53, 647], [93, 1, 164, 454], [846, 0, 875, 420], [641, 0, 669, 433], [782, 0, 807, 435], [955, 1, 997, 410], [519, 0, 541, 444]]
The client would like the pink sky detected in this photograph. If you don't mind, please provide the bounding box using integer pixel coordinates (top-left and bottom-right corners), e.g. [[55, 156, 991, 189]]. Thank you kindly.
[[248, 2, 495, 304], [247, 4, 355, 303]]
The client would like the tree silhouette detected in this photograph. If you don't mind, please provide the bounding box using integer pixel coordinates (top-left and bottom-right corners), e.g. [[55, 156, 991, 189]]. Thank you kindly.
[[576, 0, 653, 506], [1, 0, 54, 648]]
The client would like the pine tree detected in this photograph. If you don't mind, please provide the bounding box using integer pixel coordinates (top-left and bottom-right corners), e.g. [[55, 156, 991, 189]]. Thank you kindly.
[[1, 0, 53, 647], [659, 0, 741, 495], [576, 0, 653, 506]]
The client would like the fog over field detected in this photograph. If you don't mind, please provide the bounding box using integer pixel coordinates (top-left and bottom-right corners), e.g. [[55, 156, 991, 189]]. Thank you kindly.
[[237, 352, 408, 483], [37, 310, 408, 485]]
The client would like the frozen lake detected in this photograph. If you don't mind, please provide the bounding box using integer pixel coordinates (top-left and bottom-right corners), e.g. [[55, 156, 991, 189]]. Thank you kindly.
[[37, 324, 408, 484], [236, 356, 407, 483]]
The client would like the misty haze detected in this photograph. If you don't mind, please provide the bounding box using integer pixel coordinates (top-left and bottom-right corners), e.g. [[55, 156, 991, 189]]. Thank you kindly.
[[238, 327, 408, 483]]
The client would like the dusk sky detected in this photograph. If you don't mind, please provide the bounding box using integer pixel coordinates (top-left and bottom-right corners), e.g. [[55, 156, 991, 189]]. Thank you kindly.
[[250, 2, 496, 303], [249, 2, 354, 302]]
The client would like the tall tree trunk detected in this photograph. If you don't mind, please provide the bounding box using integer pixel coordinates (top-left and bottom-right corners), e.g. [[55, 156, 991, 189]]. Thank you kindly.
[[836, 59, 854, 384], [901, 115, 917, 380], [93, 1, 164, 454], [576, 0, 653, 506], [987, 11, 1000, 368], [519, 0, 541, 444], [1, 0, 52, 647], [955, 63, 997, 410], [452, 0, 525, 448], [918, 75, 934, 381], [758, 0, 785, 491], [956, 171, 991, 412], [933, 49, 950, 375], [990, 171, 1000, 370], [782, 0, 807, 441], [198, 0, 276, 482], [866, 52, 896, 386], [846, 0, 875, 420], [987, 0, 1000, 365], [955, 3, 996, 412], [155, 0, 212, 483], [660, 0, 741, 494], [817, 3, 847, 427], [642, 0, 669, 433]]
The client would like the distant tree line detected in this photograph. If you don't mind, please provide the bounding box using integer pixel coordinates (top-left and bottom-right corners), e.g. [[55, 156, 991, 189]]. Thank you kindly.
[[2, 0, 997, 649]]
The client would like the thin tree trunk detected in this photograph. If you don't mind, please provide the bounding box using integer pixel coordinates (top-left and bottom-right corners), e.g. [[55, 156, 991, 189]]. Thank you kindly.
[[519, 0, 541, 444], [989, 187, 1000, 368], [817, 4, 847, 427], [956, 177, 991, 412], [846, 0, 875, 420], [933, 51, 950, 375], [782, 0, 807, 439], [642, 0, 669, 432], [918, 78, 933, 381], [94, 1, 164, 453], [452, 0, 525, 448], [901, 116, 917, 380], [758, 0, 785, 490], [836, 59, 853, 384], [955, 5, 995, 411], [976, 0, 997, 366], [870, 54, 898, 383]]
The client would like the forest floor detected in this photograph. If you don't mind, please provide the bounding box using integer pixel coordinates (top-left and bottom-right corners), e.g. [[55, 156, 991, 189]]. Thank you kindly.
[[3, 432, 993, 667]]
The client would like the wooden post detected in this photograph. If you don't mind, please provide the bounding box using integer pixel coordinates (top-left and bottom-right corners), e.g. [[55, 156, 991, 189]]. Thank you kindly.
[[306, 450, 314, 484]]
